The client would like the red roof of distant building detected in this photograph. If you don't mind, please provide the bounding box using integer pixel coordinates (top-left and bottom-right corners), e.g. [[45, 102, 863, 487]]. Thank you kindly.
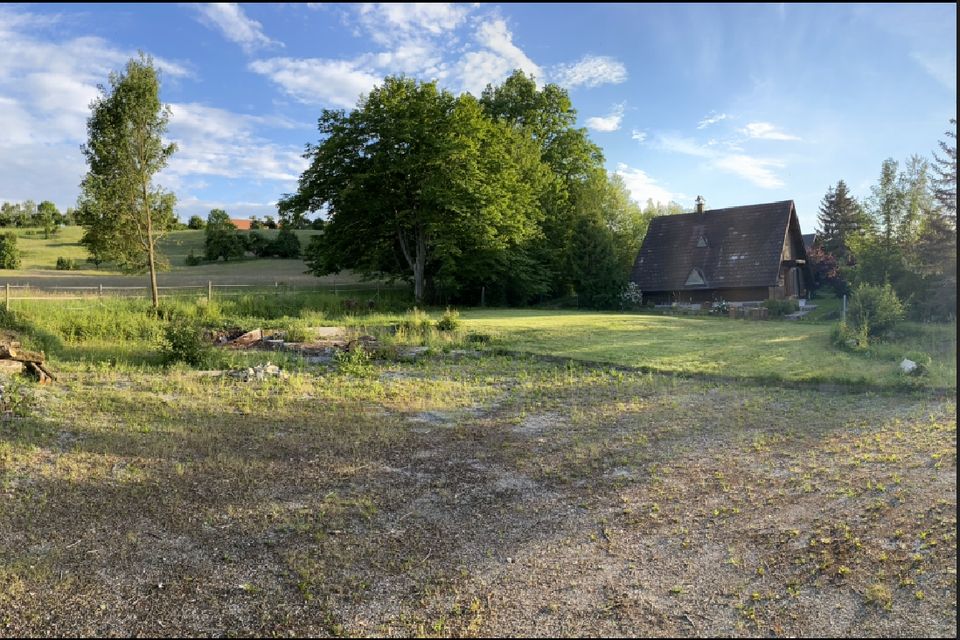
[[230, 218, 252, 230]]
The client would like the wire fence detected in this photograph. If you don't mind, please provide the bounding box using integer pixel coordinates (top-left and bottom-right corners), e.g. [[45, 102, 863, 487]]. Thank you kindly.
[[2, 281, 405, 308]]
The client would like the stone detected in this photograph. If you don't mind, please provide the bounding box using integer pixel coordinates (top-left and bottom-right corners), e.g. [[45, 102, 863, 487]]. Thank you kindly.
[[899, 358, 917, 374]]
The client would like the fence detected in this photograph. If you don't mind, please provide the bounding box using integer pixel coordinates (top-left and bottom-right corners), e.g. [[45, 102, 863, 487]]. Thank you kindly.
[[2, 281, 403, 310]]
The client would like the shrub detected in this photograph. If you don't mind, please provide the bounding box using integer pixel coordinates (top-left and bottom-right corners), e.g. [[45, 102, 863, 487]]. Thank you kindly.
[[762, 298, 799, 317], [620, 282, 643, 310], [184, 251, 203, 266], [399, 308, 434, 335], [187, 215, 205, 230], [831, 320, 870, 351], [55, 256, 77, 270], [710, 298, 729, 315], [0, 232, 21, 269], [334, 346, 373, 377], [159, 321, 211, 367], [847, 283, 905, 338], [247, 231, 272, 257], [272, 227, 301, 258], [436, 307, 461, 332]]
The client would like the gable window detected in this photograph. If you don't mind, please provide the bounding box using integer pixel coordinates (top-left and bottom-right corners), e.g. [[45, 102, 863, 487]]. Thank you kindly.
[[685, 268, 706, 286]]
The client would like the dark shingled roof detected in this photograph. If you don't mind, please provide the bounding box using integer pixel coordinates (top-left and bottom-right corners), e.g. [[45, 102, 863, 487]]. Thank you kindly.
[[631, 200, 799, 291], [802, 233, 816, 251]]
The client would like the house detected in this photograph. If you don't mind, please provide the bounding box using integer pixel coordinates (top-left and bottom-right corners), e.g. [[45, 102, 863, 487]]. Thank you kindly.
[[630, 198, 811, 304], [802, 233, 817, 252], [230, 218, 252, 230]]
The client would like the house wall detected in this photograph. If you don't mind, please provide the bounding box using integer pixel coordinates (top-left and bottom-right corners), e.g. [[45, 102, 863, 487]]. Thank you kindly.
[[643, 287, 772, 304]]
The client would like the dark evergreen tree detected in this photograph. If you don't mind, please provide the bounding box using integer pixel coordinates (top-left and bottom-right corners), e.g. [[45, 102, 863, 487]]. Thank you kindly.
[[931, 118, 956, 218], [815, 179, 867, 263]]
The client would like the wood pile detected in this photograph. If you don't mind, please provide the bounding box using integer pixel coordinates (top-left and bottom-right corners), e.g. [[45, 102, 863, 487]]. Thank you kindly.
[[0, 341, 55, 384]]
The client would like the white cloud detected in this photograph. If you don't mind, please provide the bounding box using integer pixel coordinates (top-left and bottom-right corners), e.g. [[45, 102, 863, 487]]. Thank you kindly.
[[910, 51, 957, 92], [697, 112, 729, 129], [655, 133, 787, 189], [0, 8, 190, 207], [455, 17, 542, 95], [586, 103, 625, 133], [164, 103, 308, 183], [249, 57, 381, 108], [191, 3, 280, 53], [739, 122, 800, 141], [631, 129, 647, 143], [712, 154, 785, 188], [656, 134, 714, 158], [552, 55, 627, 88], [357, 3, 470, 45], [615, 163, 678, 206]]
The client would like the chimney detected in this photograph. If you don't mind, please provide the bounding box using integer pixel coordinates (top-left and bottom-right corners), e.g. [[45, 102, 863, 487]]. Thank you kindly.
[[695, 195, 705, 214]]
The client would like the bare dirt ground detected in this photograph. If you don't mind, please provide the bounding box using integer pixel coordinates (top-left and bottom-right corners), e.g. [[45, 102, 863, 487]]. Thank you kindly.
[[0, 355, 955, 637]]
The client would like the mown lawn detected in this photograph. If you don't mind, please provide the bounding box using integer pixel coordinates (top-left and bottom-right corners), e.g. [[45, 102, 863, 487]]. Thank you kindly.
[[461, 309, 957, 390]]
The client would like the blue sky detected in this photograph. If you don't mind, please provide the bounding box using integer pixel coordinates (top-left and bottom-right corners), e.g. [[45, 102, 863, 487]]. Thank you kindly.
[[0, 3, 955, 234]]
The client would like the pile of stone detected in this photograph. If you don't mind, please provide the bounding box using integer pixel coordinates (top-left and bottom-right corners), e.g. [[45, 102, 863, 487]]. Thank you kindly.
[[227, 362, 288, 382], [0, 341, 55, 384]]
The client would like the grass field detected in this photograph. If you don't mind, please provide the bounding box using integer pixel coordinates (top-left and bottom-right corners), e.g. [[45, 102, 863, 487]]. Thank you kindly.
[[0, 289, 955, 636], [461, 309, 957, 391], [2, 227, 332, 286]]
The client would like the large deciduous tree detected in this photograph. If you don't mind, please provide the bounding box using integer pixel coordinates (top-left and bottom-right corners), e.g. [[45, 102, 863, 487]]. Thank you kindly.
[[286, 76, 546, 304], [76, 53, 176, 307]]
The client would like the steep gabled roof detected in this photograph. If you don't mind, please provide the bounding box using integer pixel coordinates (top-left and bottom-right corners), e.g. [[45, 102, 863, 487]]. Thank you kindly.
[[631, 200, 800, 291]]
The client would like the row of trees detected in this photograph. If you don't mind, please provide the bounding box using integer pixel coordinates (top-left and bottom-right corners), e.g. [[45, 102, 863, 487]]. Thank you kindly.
[[201, 209, 300, 262], [813, 119, 956, 320], [0, 200, 72, 237], [283, 72, 665, 306]]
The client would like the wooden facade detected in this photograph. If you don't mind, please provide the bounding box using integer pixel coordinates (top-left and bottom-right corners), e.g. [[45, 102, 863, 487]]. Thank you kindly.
[[631, 200, 811, 304]]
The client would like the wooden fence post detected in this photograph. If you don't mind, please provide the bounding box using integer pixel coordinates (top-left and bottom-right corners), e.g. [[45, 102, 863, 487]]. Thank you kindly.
[[208, 281, 213, 302], [5, 283, 9, 311], [98, 283, 103, 298]]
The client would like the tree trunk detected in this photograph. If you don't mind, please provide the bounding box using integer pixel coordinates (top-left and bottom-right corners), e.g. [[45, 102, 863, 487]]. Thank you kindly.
[[413, 228, 426, 305], [397, 219, 427, 305], [147, 231, 159, 308]]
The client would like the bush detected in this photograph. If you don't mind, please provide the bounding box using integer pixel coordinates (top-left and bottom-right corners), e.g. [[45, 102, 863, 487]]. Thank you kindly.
[[710, 298, 729, 315], [848, 283, 905, 338], [55, 256, 77, 270], [436, 307, 461, 332], [272, 227, 301, 258], [334, 346, 373, 377], [398, 308, 434, 335], [620, 282, 643, 310], [0, 232, 21, 269], [184, 251, 203, 266], [831, 320, 870, 351], [762, 298, 799, 317], [159, 321, 211, 367]]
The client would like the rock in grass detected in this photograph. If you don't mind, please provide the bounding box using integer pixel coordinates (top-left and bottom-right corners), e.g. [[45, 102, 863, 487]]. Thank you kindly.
[[899, 358, 917, 374]]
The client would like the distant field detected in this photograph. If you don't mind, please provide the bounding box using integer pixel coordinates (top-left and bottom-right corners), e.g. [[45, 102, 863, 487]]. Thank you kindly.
[[0, 226, 367, 287]]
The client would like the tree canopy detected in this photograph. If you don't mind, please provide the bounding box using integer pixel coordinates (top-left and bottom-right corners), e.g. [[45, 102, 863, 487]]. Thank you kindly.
[[287, 71, 665, 306], [76, 53, 176, 306]]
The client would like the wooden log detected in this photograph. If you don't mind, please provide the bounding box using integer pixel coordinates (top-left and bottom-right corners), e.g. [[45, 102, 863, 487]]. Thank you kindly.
[[0, 359, 25, 375]]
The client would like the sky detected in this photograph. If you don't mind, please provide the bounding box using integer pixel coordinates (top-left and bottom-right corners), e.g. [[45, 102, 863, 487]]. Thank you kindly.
[[0, 3, 955, 234]]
